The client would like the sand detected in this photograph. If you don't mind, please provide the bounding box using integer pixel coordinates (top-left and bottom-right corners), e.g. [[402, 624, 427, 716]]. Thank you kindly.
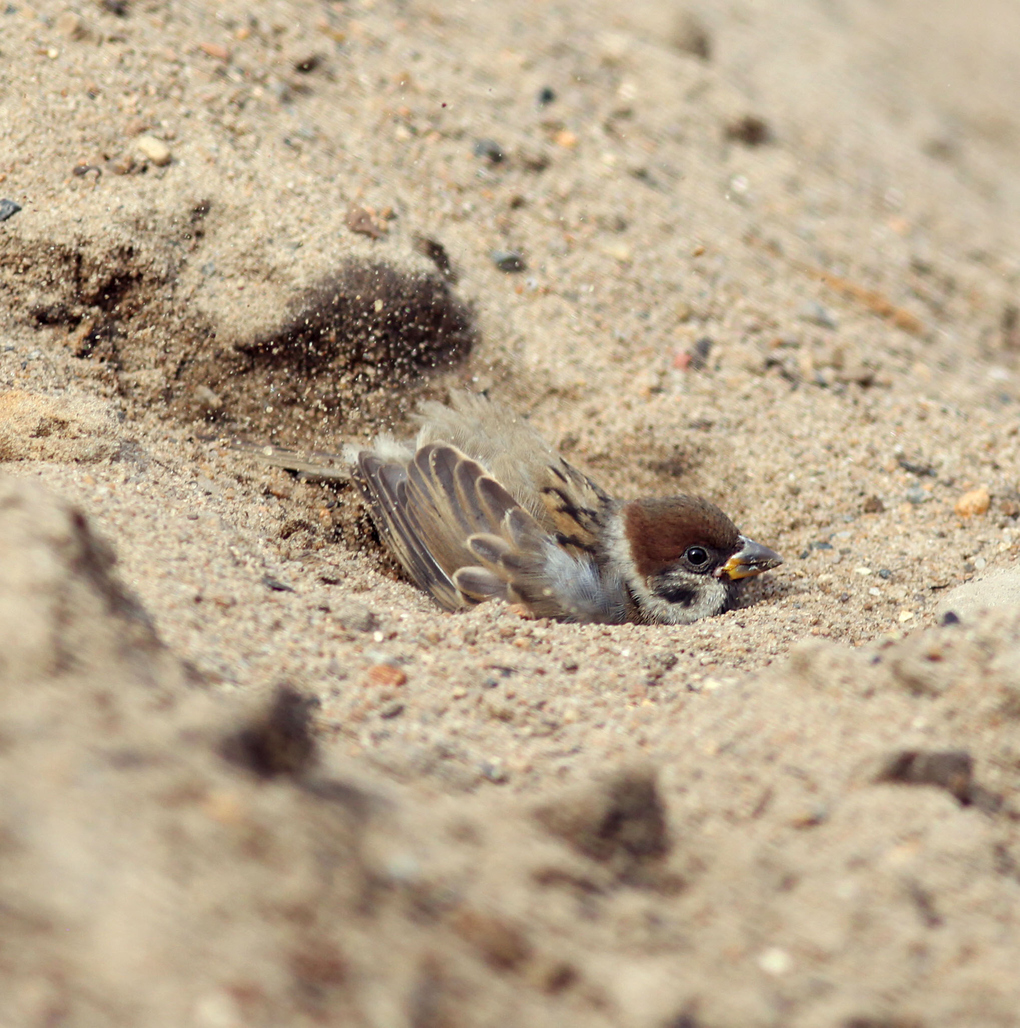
[[2, 0, 1020, 1024]]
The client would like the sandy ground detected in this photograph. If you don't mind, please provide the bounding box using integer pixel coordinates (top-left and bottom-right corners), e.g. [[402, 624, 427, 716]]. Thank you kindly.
[[3, 0, 1020, 1025]]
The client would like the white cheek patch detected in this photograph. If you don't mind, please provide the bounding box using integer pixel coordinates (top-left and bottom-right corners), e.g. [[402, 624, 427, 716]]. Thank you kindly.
[[630, 574, 731, 625], [602, 513, 732, 624]]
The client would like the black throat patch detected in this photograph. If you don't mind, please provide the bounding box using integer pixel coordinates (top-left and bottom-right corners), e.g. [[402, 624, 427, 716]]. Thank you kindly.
[[653, 582, 696, 607]]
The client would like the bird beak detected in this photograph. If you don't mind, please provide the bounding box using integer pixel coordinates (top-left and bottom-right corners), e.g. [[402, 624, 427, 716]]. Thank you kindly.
[[716, 536, 783, 580]]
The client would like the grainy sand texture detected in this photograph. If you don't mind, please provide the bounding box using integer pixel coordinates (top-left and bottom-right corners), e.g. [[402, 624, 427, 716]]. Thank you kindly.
[[3, 1, 1020, 1025]]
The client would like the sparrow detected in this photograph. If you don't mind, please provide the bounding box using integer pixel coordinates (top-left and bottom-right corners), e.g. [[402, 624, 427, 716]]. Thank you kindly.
[[345, 392, 782, 624]]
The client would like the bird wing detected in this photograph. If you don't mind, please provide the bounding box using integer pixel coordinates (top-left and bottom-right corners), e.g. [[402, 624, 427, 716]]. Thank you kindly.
[[413, 392, 617, 550], [352, 443, 557, 613], [352, 452, 467, 611], [534, 457, 614, 558]]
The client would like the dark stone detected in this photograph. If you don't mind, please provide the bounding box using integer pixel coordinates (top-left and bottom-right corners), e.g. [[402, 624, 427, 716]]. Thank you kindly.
[[0, 199, 22, 222], [898, 456, 937, 476], [491, 249, 526, 273], [473, 138, 505, 163], [724, 115, 772, 146], [687, 336, 713, 371], [293, 54, 321, 73], [413, 236, 458, 283]]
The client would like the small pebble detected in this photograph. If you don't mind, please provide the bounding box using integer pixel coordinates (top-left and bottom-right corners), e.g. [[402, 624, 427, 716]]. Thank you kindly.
[[725, 114, 772, 146], [480, 759, 508, 783], [905, 485, 929, 504], [688, 336, 713, 371], [366, 664, 407, 688], [346, 205, 387, 239], [379, 701, 405, 719], [0, 198, 22, 222], [519, 150, 550, 172], [413, 236, 458, 282], [261, 575, 294, 593], [537, 86, 556, 106], [789, 805, 828, 828], [332, 601, 379, 633], [199, 42, 230, 61], [193, 385, 222, 413], [293, 54, 321, 73], [56, 10, 88, 39], [491, 250, 526, 273], [863, 495, 885, 513], [1001, 498, 1020, 518], [473, 138, 505, 163], [954, 486, 990, 518], [757, 948, 792, 975], [898, 456, 936, 476], [109, 153, 136, 175], [135, 135, 172, 166], [601, 241, 632, 263], [797, 300, 838, 329]]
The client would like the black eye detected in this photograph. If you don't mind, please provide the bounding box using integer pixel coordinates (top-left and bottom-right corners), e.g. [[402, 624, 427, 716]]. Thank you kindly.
[[684, 545, 710, 567]]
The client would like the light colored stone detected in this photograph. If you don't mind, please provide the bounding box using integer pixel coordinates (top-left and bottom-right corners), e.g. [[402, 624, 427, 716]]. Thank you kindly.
[[954, 486, 990, 517], [56, 10, 89, 40], [135, 134, 172, 166], [193, 385, 223, 413]]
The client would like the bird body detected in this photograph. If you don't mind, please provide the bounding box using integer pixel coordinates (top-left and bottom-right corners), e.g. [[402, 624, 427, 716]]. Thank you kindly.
[[348, 392, 781, 624]]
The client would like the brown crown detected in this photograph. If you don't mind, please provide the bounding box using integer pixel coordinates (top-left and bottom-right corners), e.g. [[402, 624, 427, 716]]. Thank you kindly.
[[623, 496, 740, 578]]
